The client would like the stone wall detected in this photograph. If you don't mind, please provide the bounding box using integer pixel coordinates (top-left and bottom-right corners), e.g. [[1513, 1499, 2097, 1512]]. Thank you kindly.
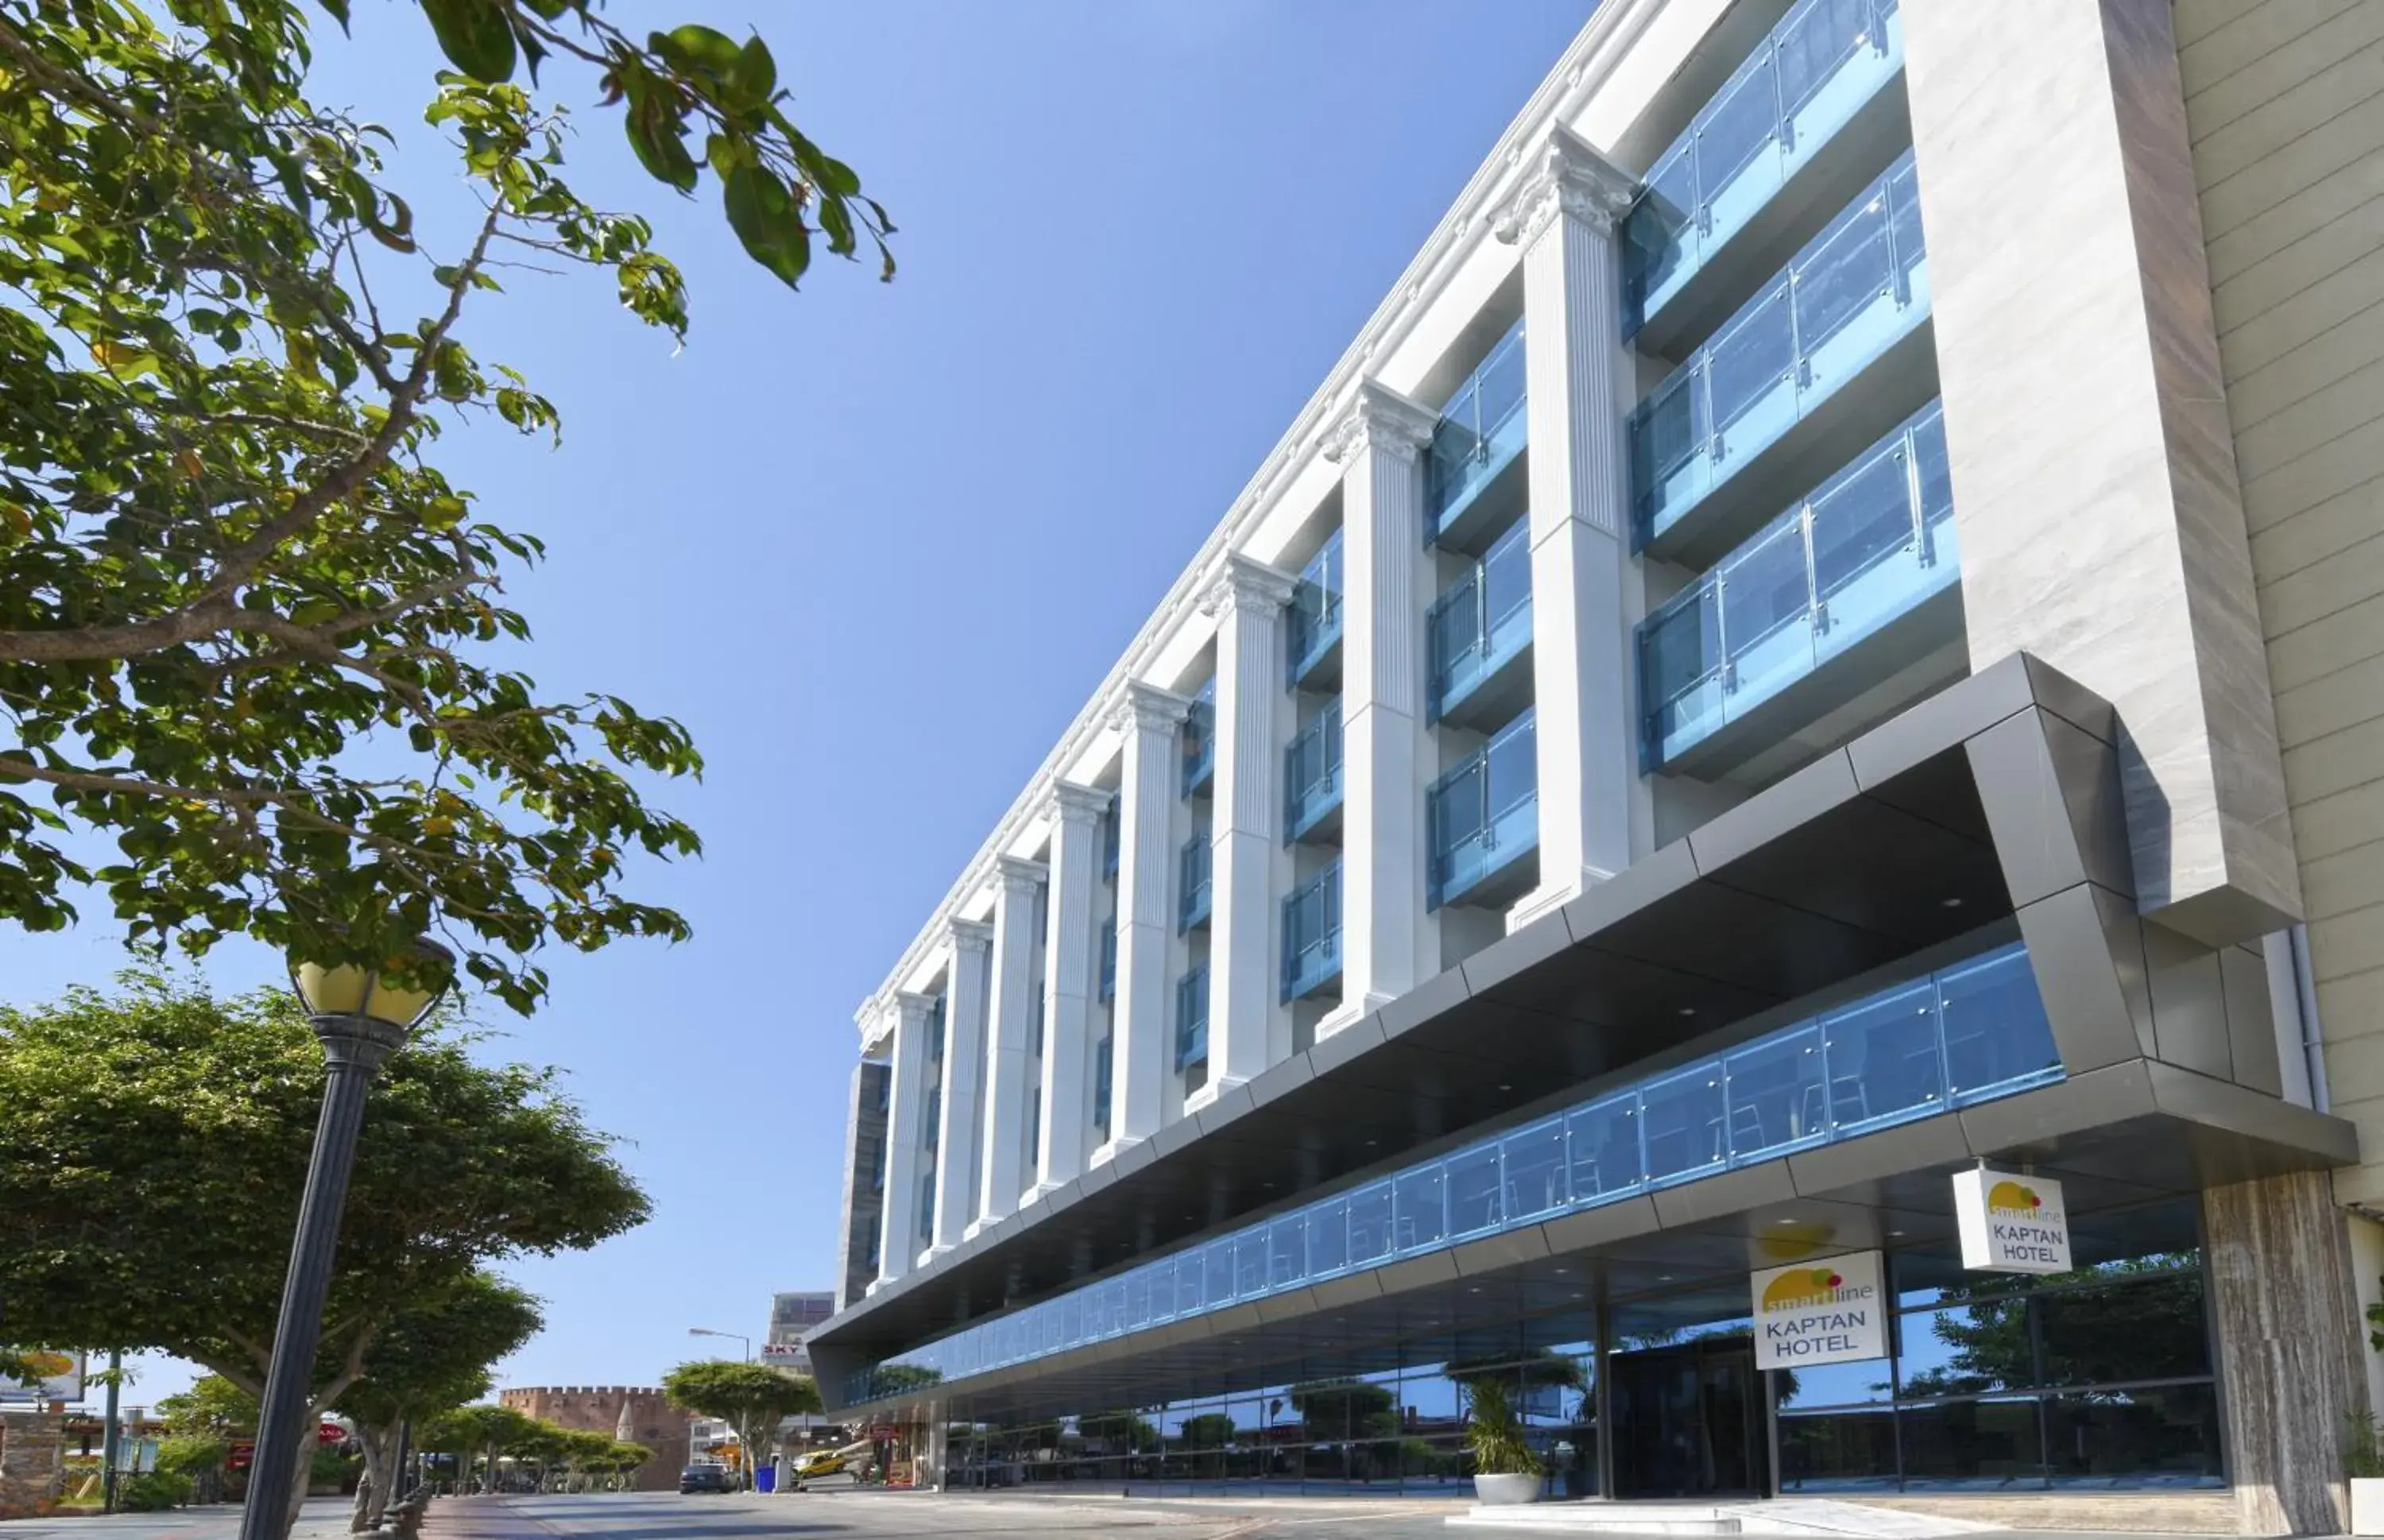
[[495, 1387, 687, 1492], [0, 1410, 64, 1519]]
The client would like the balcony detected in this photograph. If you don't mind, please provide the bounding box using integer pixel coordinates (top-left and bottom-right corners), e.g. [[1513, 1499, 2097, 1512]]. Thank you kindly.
[[1639, 400, 1959, 777], [1175, 965, 1209, 1072], [1428, 519, 1533, 728], [1286, 530, 1344, 691], [1631, 149, 1933, 568], [1097, 918, 1117, 1003], [1281, 860, 1342, 1003], [846, 942, 2063, 1400], [1283, 703, 1344, 845], [1424, 321, 1527, 550], [1093, 1035, 1113, 1136], [1428, 710, 1538, 911], [1182, 680, 1215, 797], [1178, 831, 1212, 933], [1625, 0, 1908, 354], [1101, 793, 1119, 880]]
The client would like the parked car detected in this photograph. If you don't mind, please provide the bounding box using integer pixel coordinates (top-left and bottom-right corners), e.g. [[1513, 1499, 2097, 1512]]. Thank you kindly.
[[679, 1463, 733, 1494]]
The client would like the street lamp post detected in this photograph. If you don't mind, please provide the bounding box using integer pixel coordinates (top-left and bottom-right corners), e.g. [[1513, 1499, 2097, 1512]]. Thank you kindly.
[[239, 942, 454, 1540], [687, 1327, 752, 1362]]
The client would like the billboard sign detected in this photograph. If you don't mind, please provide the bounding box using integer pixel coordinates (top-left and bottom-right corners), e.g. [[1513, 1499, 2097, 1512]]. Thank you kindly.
[[1953, 1168, 2072, 1273], [0, 1348, 83, 1403], [1750, 1251, 1887, 1371]]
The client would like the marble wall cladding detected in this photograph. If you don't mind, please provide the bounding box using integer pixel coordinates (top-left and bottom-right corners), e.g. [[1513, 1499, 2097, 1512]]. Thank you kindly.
[[1904, 0, 2301, 947], [2185, 0, 2384, 1206]]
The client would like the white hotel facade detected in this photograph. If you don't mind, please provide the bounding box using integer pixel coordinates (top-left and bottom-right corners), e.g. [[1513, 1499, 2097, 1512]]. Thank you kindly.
[[811, 0, 2384, 1528]]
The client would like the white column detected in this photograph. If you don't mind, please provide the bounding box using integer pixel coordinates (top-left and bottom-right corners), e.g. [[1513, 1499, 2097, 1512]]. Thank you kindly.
[[927, 919, 992, 1256], [970, 855, 1045, 1234], [1500, 126, 1646, 931], [1321, 381, 1440, 1033], [1035, 781, 1107, 1195], [1095, 679, 1191, 1159], [1194, 553, 1298, 1106], [871, 993, 932, 1290]]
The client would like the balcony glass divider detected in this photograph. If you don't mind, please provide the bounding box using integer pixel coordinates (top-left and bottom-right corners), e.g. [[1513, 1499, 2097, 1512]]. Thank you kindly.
[[1426, 710, 1540, 911], [1286, 530, 1345, 689], [1175, 965, 1209, 1072], [1282, 860, 1343, 1002], [1178, 831, 1213, 933], [1426, 322, 1527, 544], [1283, 703, 1345, 845], [1427, 520, 1534, 723]]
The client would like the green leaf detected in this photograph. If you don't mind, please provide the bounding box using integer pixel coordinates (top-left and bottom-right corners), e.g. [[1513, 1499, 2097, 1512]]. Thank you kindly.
[[725, 36, 776, 108], [656, 23, 741, 79], [318, 0, 353, 31], [721, 164, 808, 288], [420, 0, 517, 84], [624, 108, 699, 195]]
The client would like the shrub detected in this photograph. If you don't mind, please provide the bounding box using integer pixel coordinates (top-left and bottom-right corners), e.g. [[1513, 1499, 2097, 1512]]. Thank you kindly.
[[118, 1472, 194, 1511]]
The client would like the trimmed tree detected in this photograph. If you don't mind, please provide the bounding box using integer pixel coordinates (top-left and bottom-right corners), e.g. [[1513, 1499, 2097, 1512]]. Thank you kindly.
[[0, 972, 645, 1534], [662, 1360, 822, 1489], [0, 0, 892, 1008]]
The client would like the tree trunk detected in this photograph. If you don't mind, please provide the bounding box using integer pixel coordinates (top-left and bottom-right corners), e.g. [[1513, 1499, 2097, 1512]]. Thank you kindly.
[[353, 1425, 399, 1530]]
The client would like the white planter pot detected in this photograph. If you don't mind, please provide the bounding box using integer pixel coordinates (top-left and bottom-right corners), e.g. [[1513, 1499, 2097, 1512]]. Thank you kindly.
[[1476, 1472, 1542, 1507], [2351, 1476, 2384, 1534]]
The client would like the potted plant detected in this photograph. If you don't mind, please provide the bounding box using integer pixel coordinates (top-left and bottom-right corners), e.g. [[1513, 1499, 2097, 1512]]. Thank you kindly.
[[2350, 1407, 2384, 1535], [1465, 1377, 1542, 1507]]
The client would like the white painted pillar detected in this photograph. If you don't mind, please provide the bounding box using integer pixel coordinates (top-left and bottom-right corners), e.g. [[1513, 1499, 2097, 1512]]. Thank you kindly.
[[1096, 680, 1190, 1159], [927, 919, 991, 1255], [1322, 381, 1439, 1032], [1194, 554, 1298, 1105], [871, 993, 933, 1290], [970, 856, 1046, 1234], [1500, 126, 1647, 931], [1034, 782, 1107, 1195]]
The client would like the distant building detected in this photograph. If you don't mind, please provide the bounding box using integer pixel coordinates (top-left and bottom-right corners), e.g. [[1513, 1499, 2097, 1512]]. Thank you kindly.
[[764, 1291, 835, 1375], [497, 1387, 686, 1492]]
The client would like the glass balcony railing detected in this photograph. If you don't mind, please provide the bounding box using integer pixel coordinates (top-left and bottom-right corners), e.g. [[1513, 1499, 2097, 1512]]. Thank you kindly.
[[1426, 321, 1527, 544], [1428, 710, 1539, 911], [1093, 1035, 1113, 1137], [846, 941, 2064, 1403], [1428, 519, 1533, 724], [1098, 918, 1117, 1003], [1178, 832, 1212, 933], [1640, 400, 1956, 772], [1282, 860, 1343, 1003], [1182, 680, 1215, 797], [1624, 0, 1905, 336], [1283, 704, 1344, 845], [1286, 529, 1344, 689], [1175, 965, 1209, 1072], [922, 1085, 941, 1154], [1101, 794, 1120, 880], [1631, 149, 1929, 555]]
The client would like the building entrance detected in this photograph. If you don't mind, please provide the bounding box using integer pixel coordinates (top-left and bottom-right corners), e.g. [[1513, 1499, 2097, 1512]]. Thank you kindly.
[[1608, 1334, 1768, 1499]]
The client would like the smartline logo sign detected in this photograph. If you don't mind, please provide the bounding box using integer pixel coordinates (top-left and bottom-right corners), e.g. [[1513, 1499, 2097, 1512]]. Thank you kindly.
[[1749, 1250, 1885, 1371], [1953, 1167, 2072, 1274]]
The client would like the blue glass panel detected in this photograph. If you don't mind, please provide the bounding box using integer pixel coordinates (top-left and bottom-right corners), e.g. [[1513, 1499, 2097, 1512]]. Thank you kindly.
[[1098, 918, 1117, 1001], [1502, 1116, 1569, 1220], [1283, 860, 1343, 1000], [1124, 1270, 1151, 1331], [1430, 520, 1534, 719], [1171, 1250, 1202, 1318], [1724, 1025, 1828, 1159], [1429, 711, 1540, 908], [1427, 322, 1529, 536], [1270, 1214, 1306, 1288], [1287, 529, 1345, 687], [1283, 703, 1344, 843], [1204, 1236, 1236, 1306], [1821, 977, 1943, 1131], [1447, 1143, 1504, 1238], [1175, 965, 1209, 1071], [1938, 946, 2061, 1099], [1642, 1064, 1728, 1183], [1182, 681, 1216, 797], [1306, 1194, 1350, 1278], [1395, 1166, 1446, 1253], [1178, 832, 1212, 933], [1347, 1181, 1394, 1265], [1234, 1226, 1268, 1298]]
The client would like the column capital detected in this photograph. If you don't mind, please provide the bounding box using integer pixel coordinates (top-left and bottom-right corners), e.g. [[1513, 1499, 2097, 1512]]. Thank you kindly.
[[893, 991, 938, 1028], [1492, 123, 1637, 248], [993, 854, 1048, 896], [1322, 379, 1438, 466], [1049, 780, 1110, 825], [950, 917, 993, 958], [1106, 679, 1193, 734], [1198, 551, 1299, 621]]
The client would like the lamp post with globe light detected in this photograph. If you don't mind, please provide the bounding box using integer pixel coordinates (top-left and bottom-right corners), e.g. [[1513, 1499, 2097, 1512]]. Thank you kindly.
[[239, 942, 455, 1540]]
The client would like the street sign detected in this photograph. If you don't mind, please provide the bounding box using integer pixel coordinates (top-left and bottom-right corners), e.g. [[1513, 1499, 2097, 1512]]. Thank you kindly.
[[1952, 1168, 2072, 1273], [1750, 1250, 1887, 1371]]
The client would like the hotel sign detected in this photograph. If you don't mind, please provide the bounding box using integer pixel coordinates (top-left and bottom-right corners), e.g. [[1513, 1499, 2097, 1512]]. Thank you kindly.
[[1749, 1250, 1886, 1371], [1953, 1168, 2072, 1274]]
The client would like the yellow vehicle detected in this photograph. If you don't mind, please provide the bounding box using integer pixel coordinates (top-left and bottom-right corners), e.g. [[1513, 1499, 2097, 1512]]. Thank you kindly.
[[788, 1441, 871, 1487]]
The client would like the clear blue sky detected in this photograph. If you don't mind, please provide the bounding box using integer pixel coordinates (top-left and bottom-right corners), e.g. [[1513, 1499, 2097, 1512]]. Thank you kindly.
[[9, 0, 1592, 1410]]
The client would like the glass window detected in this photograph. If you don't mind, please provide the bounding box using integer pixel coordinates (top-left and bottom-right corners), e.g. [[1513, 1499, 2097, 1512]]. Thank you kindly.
[[2041, 1384, 2223, 1488], [1938, 947, 2058, 1097], [1502, 1117, 1569, 1221], [1779, 1407, 1899, 1493], [1396, 1166, 1448, 1252], [1448, 1143, 1504, 1237], [1349, 1181, 1395, 1265], [2037, 1271, 2210, 1386], [1897, 1396, 2045, 1489], [1640, 1065, 1726, 1182], [1779, 1355, 1895, 1410], [1898, 1297, 2028, 1396], [1568, 1097, 1643, 1201], [1821, 978, 1942, 1129]]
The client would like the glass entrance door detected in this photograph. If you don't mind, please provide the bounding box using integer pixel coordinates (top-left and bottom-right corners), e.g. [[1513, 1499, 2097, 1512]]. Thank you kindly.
[[1610, 1335, 1768, 1499]]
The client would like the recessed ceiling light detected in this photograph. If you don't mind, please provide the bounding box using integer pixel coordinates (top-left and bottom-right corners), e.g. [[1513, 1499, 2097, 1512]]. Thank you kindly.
[[1467, 1287, 1481, 1294], [1365, 1138, 1379, 1147], [1941, 896, 1964, 909], [1657, 1274, 1674, 1282], [1498, 1083, 1513, 1092], [1678, 1006, 1696, 1017], [1775, 1217, 1798, 1226], [1887, 1229, 1906, 1238], [1552, 1267, 1568, 1275]]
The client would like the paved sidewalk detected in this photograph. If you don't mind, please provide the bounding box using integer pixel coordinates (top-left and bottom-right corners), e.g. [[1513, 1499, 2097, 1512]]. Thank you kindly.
[[4, 1496, 355, 1540]]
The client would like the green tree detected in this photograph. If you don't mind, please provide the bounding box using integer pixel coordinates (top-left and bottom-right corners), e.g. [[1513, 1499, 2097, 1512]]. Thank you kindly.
[[1287, 1379, 1399, 1441], [0, 0, 892, 1008], [1896, 1258, 2203, 1397], [662, 1359, 822, 1488], [159, 1375, 259, 1437], [330, 1271, 540, 1527], [419, 1403, 537, 1495], [1178, 1412, 1237, 1449], [0, 973, 645, 1534]]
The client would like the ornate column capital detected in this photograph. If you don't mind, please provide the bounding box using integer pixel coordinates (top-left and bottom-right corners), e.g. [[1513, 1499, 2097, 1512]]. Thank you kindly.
[[1198, 551, 1300, 620], [892, 991, 938, 1030], [950, 917, 994, 958], [993, 854, 1048, 896], [1492, 123, 1638, 248], [1049, 780, 1110, 825], [1322, 379, 1438, 466], [1106, 679, 1194, 734]]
